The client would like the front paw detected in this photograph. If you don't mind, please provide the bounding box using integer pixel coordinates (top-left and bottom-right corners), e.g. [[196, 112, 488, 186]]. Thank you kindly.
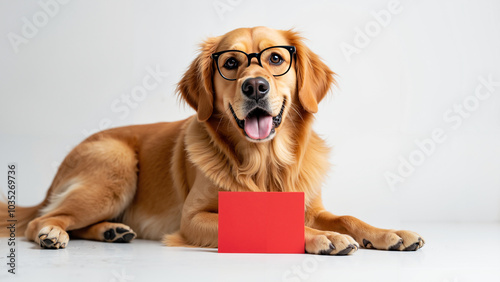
[[305, 231, 359, 255], [37, 225, 69, 249], [362, 230, 425, 251]]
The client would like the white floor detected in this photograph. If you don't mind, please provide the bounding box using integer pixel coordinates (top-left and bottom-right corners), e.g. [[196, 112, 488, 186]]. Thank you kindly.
[[1, 222, 499, 282]]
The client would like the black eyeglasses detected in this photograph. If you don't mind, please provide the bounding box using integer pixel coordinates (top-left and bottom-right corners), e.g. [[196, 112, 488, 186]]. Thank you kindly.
[[212, 46, 296, 81]]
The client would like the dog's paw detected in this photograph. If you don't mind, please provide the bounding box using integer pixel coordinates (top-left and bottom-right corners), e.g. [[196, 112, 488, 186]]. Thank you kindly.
[[362, 230, 424, 251], [37, 225, 69, 249], [102, 223, 137, 243], [306, 231, 359, 255]]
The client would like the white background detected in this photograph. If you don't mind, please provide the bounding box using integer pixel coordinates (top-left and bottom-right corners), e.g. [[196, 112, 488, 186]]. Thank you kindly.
[[1, 0, 499, 227]]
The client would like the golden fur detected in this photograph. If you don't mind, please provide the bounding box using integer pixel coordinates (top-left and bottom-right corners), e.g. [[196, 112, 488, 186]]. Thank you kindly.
[[0, 27, 424, 254]]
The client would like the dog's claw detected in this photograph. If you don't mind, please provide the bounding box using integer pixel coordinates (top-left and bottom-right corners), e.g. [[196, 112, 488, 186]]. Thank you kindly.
[[389, 239, 403, 250]]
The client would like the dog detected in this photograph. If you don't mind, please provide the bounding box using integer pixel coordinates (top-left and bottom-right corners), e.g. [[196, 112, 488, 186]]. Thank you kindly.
[[0, 27, 424, 255]]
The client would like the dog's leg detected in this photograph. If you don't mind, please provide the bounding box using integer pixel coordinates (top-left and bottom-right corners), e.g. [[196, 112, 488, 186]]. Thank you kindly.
[[25, 138, 138, 249], [169, 211, 218, 248], [25, 180, 136, 249], [163, 170, 218, 248], [310, 210, 425, 251], [71, 222, 137, 243]]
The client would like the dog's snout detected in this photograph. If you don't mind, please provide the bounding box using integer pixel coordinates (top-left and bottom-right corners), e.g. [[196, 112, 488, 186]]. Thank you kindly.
[[241, 77, 269, 101]]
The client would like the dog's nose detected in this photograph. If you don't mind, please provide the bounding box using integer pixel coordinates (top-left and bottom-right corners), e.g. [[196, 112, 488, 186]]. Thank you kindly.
[[241, 77, 269, 101]]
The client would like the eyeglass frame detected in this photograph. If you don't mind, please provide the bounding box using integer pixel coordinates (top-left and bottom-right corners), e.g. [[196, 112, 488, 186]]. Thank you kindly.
[[211, 45, 296, 81]]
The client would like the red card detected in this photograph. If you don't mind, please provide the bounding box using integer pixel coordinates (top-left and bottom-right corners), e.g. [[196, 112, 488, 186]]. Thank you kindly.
[[218, 192, 304, 253]]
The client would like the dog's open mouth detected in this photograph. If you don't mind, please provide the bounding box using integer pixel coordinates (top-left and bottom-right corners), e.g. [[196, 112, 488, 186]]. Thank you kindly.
[[229, 100, 285, 140]]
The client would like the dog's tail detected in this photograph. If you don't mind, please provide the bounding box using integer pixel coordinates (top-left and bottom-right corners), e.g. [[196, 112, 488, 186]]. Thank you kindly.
[[163, 231, 219, 249], [0, 197, 45, 237], [163, 231, 197, 247], [163, 231, 190, 247]]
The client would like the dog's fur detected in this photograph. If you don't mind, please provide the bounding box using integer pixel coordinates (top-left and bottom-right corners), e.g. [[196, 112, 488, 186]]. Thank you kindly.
[[0, 27, 423, 254]]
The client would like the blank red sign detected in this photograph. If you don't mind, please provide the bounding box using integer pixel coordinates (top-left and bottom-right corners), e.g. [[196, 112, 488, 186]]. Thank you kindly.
[[218, 191, 305, 253]]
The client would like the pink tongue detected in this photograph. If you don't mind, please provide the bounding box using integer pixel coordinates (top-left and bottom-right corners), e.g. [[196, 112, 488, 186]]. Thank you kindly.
[[244, 115, 273, 140]]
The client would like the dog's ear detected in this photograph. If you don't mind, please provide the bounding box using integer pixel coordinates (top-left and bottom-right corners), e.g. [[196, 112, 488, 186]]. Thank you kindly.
[[177, 36, 220, 122], [286, 31, 335, 113]]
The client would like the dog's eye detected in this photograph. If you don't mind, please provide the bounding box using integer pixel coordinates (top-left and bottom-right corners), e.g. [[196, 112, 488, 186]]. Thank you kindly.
[[223, 57, 239, 70], [269, 53, 283, 65]]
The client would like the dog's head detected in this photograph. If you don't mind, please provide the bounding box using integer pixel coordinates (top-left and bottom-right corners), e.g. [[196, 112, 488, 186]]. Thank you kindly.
[[178, 27, 334, 142]]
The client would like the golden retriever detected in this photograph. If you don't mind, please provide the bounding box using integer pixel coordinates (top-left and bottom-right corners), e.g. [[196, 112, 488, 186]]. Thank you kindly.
[[0, 27, 424, 255]]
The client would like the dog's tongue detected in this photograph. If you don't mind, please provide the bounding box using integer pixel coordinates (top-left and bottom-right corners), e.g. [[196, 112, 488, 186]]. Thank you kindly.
[[244, 115, 273, 140]]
